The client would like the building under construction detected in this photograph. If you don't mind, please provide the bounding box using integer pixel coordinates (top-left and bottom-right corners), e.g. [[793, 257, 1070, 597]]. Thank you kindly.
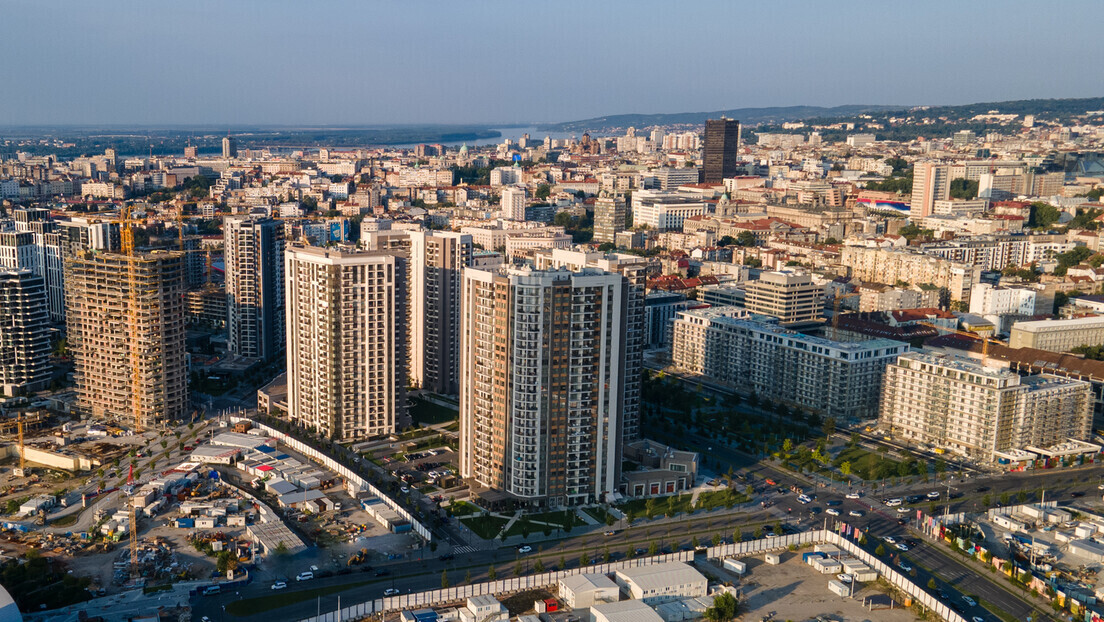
[[66, 250, 188, 428]]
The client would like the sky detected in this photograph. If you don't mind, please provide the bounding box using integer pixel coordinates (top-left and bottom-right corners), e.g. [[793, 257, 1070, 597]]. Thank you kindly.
[[2, 0, 1103, 127]]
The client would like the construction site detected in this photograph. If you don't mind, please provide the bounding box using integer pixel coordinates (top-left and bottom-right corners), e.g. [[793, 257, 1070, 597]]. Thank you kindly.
[[64, 248, 189, 430]]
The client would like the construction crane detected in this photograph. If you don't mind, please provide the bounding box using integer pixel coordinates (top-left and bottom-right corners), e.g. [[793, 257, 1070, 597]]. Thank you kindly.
[[15, 415, 26, 477], [919, 321, 994, 356], [830, 291, 862, 330], [129, 500, 139, 576], [117, 205, 143, 434]]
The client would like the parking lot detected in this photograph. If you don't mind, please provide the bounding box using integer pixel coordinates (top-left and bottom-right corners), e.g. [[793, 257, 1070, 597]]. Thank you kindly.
[[712, 552, 914, 622]]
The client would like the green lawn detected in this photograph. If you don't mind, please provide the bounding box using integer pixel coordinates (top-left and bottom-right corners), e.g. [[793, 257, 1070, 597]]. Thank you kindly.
[[226, 580, 376, 616], [833, 446, 911, 480], [409, 396, 459, 426], [618, 493, 694, 519], [447, 500, 480, 517], [695, 488, 749, 510], [582, 506, 616, 526], [460, 514, 509, 539], [503, 510, 585, 537]]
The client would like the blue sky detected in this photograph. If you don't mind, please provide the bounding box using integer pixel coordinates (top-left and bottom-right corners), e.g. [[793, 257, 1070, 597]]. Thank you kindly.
[[2, 0, 1102, 126]]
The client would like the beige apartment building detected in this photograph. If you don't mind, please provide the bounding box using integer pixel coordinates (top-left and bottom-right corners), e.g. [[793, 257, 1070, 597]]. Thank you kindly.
[[744, 270, 823, 325], [879, 352, 1092, 461], [1009, 316, 1104, 352], [459, 266, 630, 507], [839, 246, 980, 302], [284, 245, 407, 441], [66, 250, 187, 428], [408, 230, 472, 395]]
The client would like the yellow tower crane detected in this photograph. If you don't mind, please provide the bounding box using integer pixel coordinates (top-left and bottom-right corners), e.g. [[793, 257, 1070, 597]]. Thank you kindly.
[[15, 415, 26, 477], [117, 205, 143, 434]]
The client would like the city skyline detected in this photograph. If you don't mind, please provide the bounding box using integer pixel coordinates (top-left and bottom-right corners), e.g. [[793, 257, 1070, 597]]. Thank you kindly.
[[2, 0, 1103, 126]]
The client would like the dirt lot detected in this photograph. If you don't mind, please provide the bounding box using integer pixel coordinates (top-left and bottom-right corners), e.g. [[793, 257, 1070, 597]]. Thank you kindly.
[[712, 553, 917, 622]]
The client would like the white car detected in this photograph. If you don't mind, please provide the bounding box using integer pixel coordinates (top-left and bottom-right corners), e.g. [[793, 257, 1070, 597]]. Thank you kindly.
[[885, 498, 903, 507], [897, 561, 912, 572], [848, 510, 864, 517], [927, 491, 941, 499], [797, 494, 812, 504], [296, 571, 314, 581], [962, 595, 977, 607], [826, 508, 840, 516], [384, 588, 401, 596], [973, 617, 985, 622], [884, 536, 897, 544], [517, 545, 532, 554], [271, 581, 287, 590], [845, 492, 862, 499], [896, 506, 910, 514], [837, 573, 853, 584], [895, 542, 910, 551]]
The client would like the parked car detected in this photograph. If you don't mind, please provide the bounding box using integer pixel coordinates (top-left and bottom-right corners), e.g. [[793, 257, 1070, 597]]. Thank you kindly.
[[848, 510, 864, 517], [927, 491, 941, 499], [271, 581, 287, 590], [845, 492, 862, 499], [384, 588, 401, 596], [517, 545, 532, 554], [296, 572, 314, 582], [962, 595, 977, 607], [825, 508, 840, 516]]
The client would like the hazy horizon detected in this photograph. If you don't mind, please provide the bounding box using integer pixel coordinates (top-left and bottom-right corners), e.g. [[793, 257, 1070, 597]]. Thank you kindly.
[[3, 0, 1103, 126]]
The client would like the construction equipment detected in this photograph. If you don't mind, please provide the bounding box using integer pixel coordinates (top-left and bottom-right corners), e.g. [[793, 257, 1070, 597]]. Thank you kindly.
[[116, 205, 143, 434], [129, 500, 139, 577], [13, 415, 26, 477], [919, 321, 993, 356], [831, 292, 861, 330]]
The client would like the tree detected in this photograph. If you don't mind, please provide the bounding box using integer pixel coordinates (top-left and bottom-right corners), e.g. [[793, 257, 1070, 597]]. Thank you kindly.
[[441, 570, 450, 588], [648, 540, 659, 556], [704, 592, 739, 622], [875, 544, 886, 556], [691, 536, 700, 548], [602, 547, 611, 563], [1029, 202, 1062, 229], [822, 417, 836, 437], [579, 552, 589, 567], [514, 560, 523, 576], [559, 555, 566, 571], [733, 529, 742, 543], [717, 235, 736, 247], [487, 565, 496, 581], [735, 231, 757, 247], [928, 578, 938, 591], [840, 461, 852, 477], [712, 533, 722, 546], [1000, 492, 1010, 506], [949, 178, 979, 199]]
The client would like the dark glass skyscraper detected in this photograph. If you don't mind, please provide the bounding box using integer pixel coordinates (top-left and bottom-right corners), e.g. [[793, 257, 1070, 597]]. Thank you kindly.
[[703, 118, 741, 183]]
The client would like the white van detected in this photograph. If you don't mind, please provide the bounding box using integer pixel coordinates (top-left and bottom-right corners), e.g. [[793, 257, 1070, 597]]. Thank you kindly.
[[296, 571, 314, 581], [885, 498, 903, 507]]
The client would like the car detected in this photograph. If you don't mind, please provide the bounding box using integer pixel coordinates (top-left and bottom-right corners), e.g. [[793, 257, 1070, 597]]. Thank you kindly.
[[905, 495, 924, 504], [897, 561, 912, 572], [896, 506, 910, 514], [837, 573, 853, 583], [438, 554, 454, 561], [400, 486, 410, 493], [897, 518, 908, 526], [797, 494, 811, 504], [939, 591, 950, 600], [885, 498, 903, 507], [962, 595, 977, 607], [604, 530, 617, 536], [271, 581, 287, 590], [884, 536, 897, 544], [895, 542, 909, 551], [975, 487, 990, 493], [517, 545, 532, 554], [845, 492, 862, 499], [1071, 491, 1085, 498], [825, 508, 840, 516], [384, 588, 401, 596], [848, 510, 864, 517], [296, 571, 314, 581], [375, 569, 390, 576], [973, 617, 985, 622], [1098, 483, 1104, 490], [927, 491, 941, 499], [201, 618, 211, 622], [825, 500, 841, 507], [310, 565, 319, 571], [635, 548, 647, 555]]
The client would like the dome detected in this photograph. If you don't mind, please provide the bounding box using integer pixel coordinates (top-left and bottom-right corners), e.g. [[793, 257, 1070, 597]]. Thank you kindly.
[[0, 583, 21, 622]]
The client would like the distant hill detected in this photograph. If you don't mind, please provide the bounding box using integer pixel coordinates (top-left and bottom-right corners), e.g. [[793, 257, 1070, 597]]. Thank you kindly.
[[539, 105, 903, 133], [541, 97, 1104, 133]]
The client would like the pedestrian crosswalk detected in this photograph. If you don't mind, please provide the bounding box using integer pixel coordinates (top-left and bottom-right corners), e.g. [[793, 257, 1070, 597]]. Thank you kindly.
[[451, 545, 477, 555]]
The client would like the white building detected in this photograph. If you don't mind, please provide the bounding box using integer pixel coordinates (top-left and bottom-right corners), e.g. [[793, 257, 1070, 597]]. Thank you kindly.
[[879, 351, 1093, 461], [559, 573, 620, 609], [969, 283, 1036, 317], [614, 562, 708, 605], [591, 600, 665, 622], [1009, 316, 1104, 352], [500, 186, 527, 221], [224, 217, 285, 361], [285, 245, 407, 440], [489, 166, 521, 186], [631, 191, 706, 231]]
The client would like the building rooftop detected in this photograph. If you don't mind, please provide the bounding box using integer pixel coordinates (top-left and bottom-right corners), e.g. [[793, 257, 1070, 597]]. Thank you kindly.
[[1012, 315, 1104, 332], [591, 599, 664, 622], [616, 561, 706, 592]]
